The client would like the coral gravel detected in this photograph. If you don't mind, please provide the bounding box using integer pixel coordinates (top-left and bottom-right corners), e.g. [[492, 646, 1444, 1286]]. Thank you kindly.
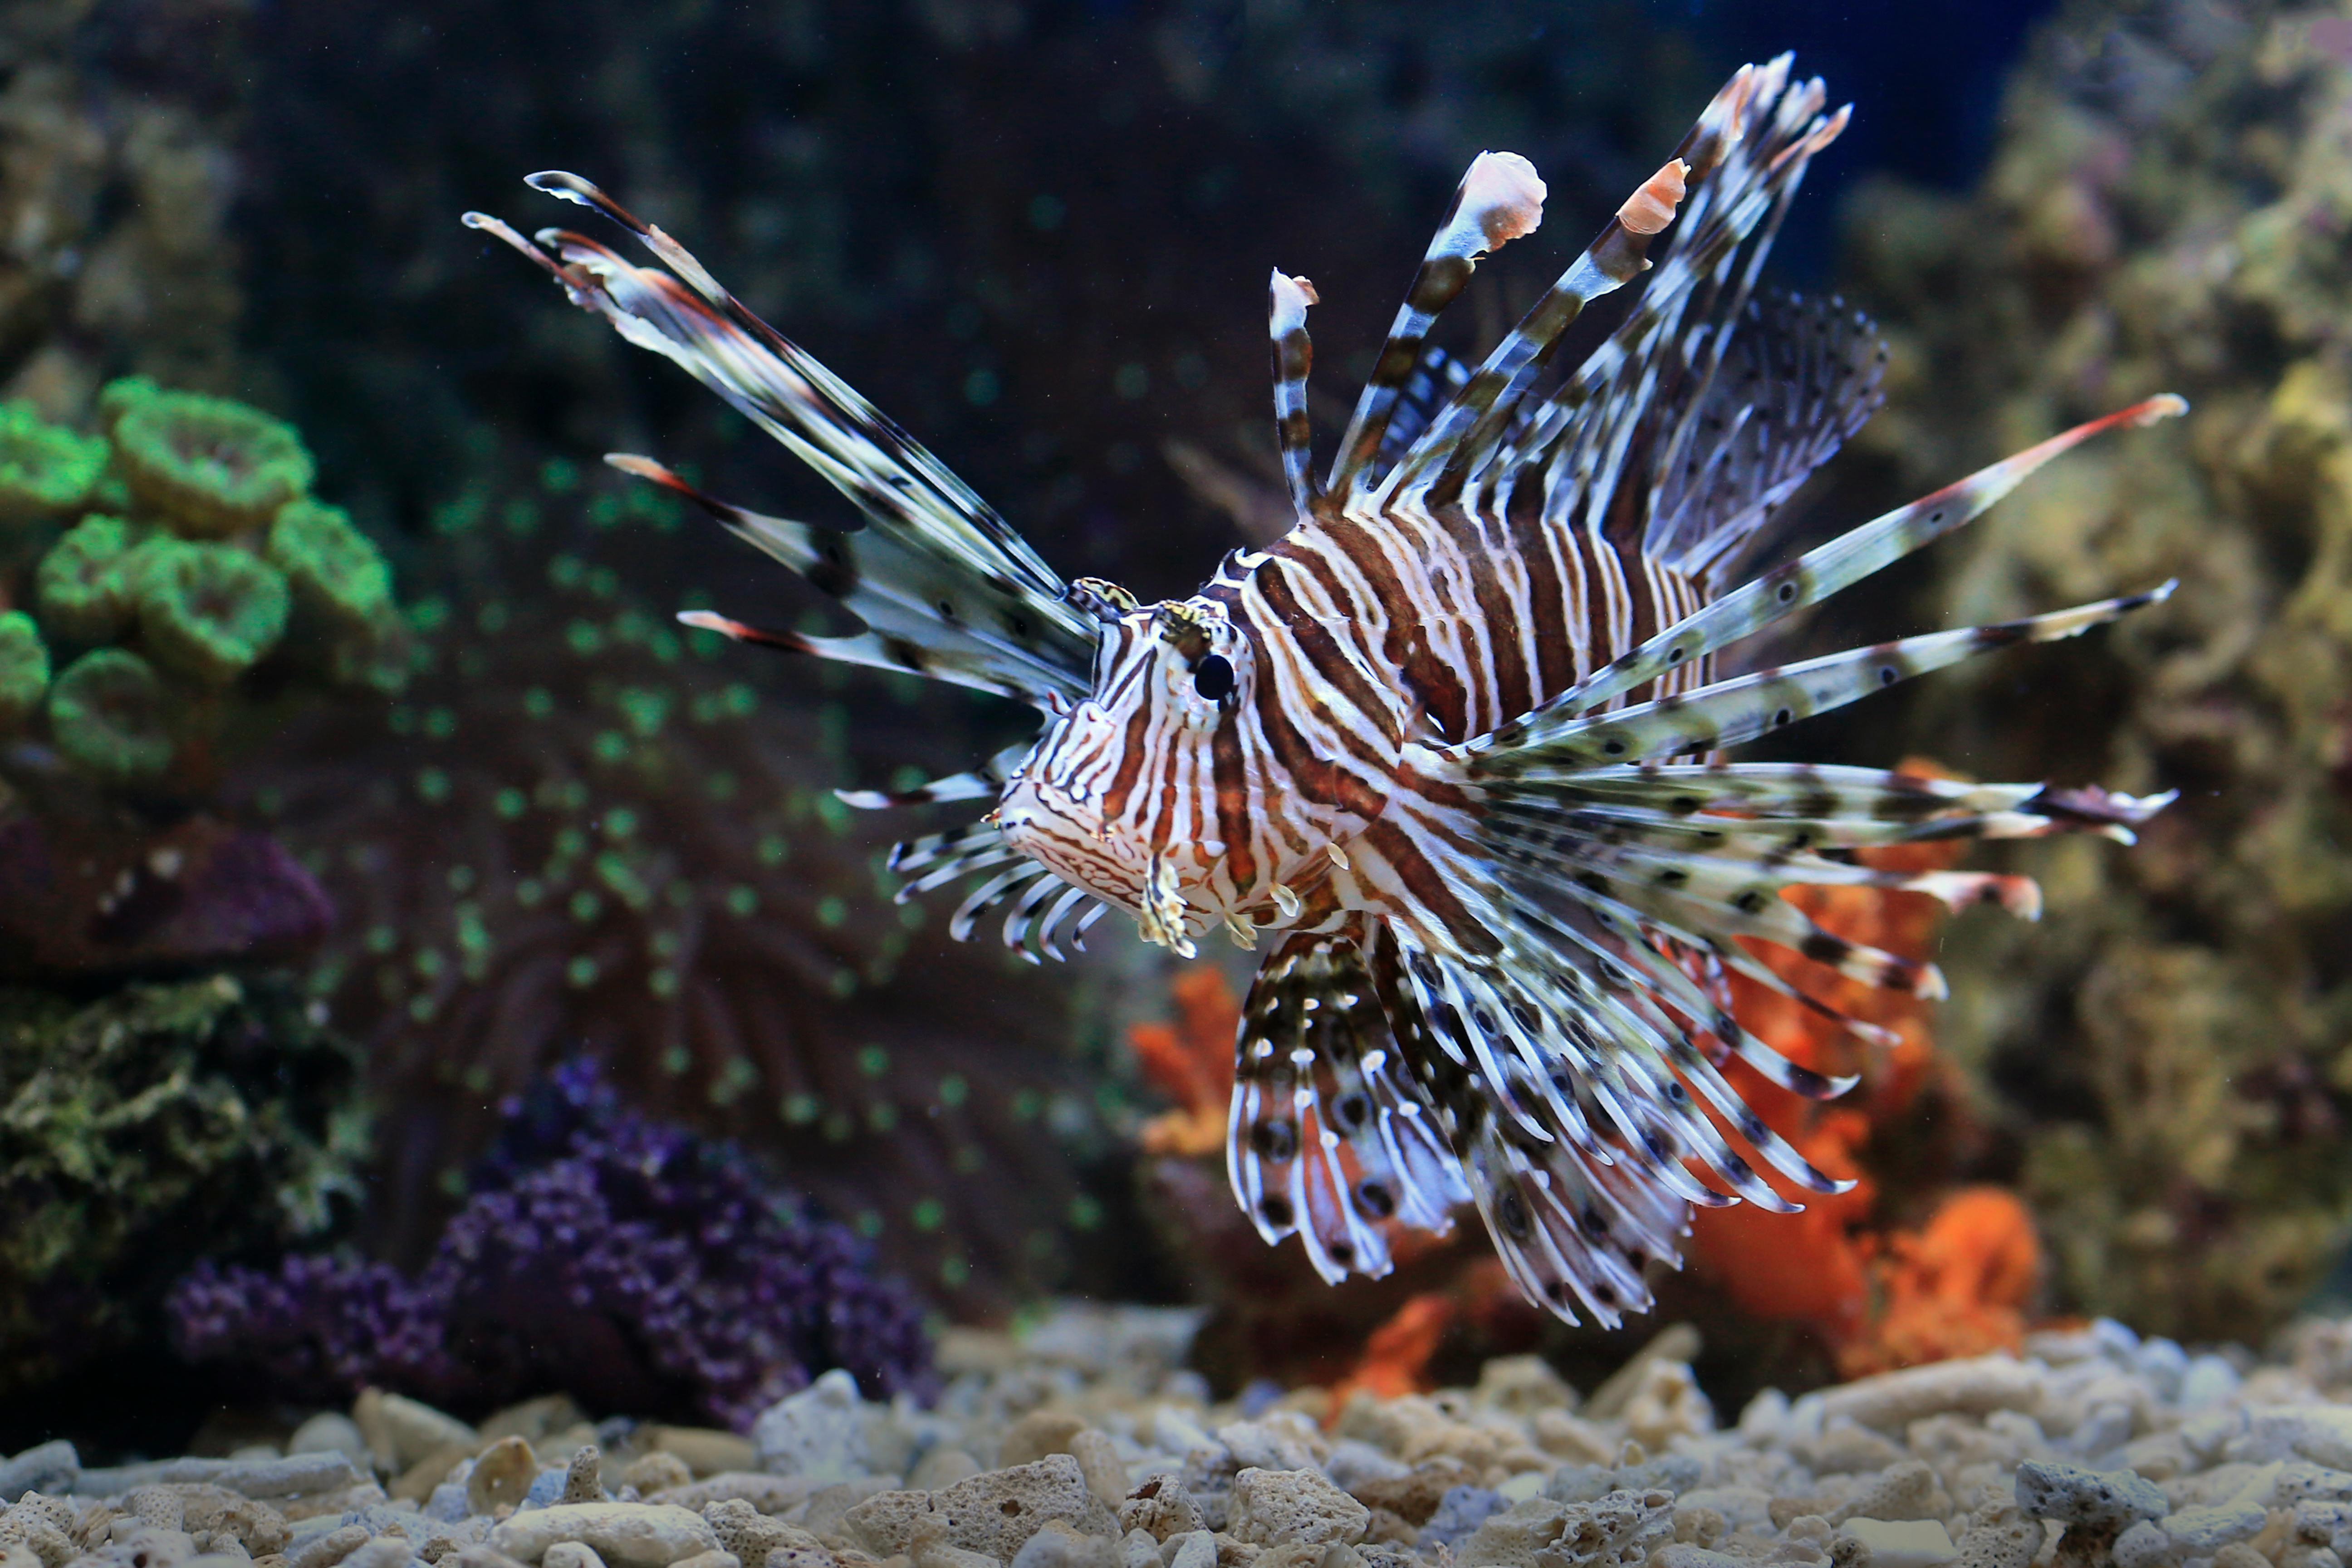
[[21, 1304, 2352, 1568]]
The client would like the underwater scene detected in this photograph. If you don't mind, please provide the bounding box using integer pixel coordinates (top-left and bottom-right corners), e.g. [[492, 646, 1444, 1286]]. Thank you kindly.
[[15, 2, 2352, 1568]]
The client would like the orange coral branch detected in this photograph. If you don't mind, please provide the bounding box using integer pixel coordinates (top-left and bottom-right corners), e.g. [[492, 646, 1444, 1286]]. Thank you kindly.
[[1327, 1291, 1457, 1408], [1838, 1186, 2039, 1377], [1132, 965, 1240, 1158], [1692, 760, 2043, 1374]]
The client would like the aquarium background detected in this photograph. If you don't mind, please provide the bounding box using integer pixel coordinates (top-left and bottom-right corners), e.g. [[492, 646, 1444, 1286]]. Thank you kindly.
[[5, 0, 2349, 1473]]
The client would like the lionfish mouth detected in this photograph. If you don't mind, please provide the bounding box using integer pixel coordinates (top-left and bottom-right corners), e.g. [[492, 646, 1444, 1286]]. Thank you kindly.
[[993, 771, 1150, 908]]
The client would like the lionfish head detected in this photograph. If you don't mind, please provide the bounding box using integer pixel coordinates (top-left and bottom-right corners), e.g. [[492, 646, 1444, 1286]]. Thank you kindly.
[[993, 578, 1253, 943]]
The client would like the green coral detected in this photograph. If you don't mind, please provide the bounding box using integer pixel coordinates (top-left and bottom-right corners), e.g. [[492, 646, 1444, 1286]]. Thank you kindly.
[[107, 382, 315, 539], [268, 498, 393, 633], [0, 380, 416, 793], [97, 376, 162, 431], [134, 538, 291, 687], [0, 973, 367, 1398], [0, 613, 48, 732], [0, 403, 107, 528], [49, 648, 174, 785], [34, 513, 136, 644]]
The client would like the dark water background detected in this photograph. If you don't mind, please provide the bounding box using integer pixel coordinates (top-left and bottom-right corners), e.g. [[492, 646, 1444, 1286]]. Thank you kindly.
[[230, 0, 2058, 603]]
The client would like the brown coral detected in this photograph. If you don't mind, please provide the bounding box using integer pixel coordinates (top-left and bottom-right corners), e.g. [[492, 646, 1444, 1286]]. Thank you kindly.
[[1839, 0, 2352, 1342]]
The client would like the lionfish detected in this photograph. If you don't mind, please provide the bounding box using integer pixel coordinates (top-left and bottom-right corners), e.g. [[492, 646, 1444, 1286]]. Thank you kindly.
[[466, 57, 2180, 1327]]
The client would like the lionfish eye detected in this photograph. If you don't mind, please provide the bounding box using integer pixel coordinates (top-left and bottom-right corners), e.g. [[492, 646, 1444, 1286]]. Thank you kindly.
[[1192, 653, 1235, 702]]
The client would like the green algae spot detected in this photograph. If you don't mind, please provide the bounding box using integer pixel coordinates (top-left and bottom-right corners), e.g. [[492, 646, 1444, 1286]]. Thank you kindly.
[[566, 954, 599, 988], [725, 885, 758, 917], [516, 878, 544, 909], [594, 853, 651, 910], [706, 771, 738, 802], [853, 1210, 883, 1239], [592, 730, 627, 764], [709, 1056, 759, 1107], [940, 1255, 971, 1289], [937, 1074, 969, 1109], [47, 648, 171, 785], [782, 1093, 820, 1125], [423, 707, 456, 740], [108, 385, 314, 538], [455, 904, 491, 960], [416, 768, 451, 804], [1068, 1194, 1104, 1231], [658, 1044, 691, 1076], [540, 456, 580, 494], [1011, 1089, 1043, 1122], [430, 493, 486, 537], [569, 890, 602, 923], [0, 402, 107, 526], [35, 514, 135, 643], [756, 833, 788, 867], [135, 539, 291, 687], [446, 865, 476, 893], [0, 613, 49, 731], [648, 967, 679, 998], [494, 787, 527, 820], [365, 924, 399, 956], [567, 619, 605, 657], [911, 1198, 946, 1233], [617, 688, 669, 738], [856, 1044, 890, 1078], [603, 806, 639, 839], [816, 895, 847, 930], [523, 687, 554, 719]]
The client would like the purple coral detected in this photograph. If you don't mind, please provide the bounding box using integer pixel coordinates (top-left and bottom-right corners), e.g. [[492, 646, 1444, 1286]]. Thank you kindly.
[[167, 1059, 933, 1428]]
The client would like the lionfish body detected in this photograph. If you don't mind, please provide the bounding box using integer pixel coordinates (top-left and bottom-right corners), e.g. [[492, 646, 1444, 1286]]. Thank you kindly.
[[469, 58, 2180, 1325]]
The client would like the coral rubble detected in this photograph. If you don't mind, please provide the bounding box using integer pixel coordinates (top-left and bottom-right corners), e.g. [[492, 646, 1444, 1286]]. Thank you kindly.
[[10, 1301, 2349, 1568], [1838, 0, 2352, 1343], [0, 0, 252, 412], [169, 1058, 932, 1431], [0, 971, 367, 1400]]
